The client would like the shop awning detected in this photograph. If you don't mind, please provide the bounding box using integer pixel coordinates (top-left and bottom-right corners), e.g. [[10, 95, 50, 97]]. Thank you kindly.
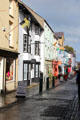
[[59, 47, 64, 51]]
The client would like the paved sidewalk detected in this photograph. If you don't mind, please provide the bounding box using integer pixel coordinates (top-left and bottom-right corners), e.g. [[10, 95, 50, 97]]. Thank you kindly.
[[0, 78, 61, 109], [0, 84, 39, 110], [0, 77, 76, 112]]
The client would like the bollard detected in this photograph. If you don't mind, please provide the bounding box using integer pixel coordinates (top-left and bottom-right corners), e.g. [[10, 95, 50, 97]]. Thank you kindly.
[[46, 77, 49, 90], [52, 76, 55, 88], [39, 72, 43, 94]]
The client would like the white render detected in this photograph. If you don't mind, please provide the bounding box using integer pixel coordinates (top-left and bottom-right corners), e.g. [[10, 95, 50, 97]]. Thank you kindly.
[[18, 10, 42, 83]]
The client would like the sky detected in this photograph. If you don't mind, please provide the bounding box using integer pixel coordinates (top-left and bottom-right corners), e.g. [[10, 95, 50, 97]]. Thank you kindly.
[[23, 0, 80, 61]]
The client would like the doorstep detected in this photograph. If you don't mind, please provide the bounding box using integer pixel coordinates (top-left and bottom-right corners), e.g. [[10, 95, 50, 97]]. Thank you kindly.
[[27, 83, 39, 89]]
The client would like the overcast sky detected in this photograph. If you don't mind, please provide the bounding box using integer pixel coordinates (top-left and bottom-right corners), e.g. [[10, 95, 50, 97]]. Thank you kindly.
[[23, 0, 80, 61]]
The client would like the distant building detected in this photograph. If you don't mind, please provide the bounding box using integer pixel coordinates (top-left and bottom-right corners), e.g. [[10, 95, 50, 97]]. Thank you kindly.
[[54, 32, 64, 47]]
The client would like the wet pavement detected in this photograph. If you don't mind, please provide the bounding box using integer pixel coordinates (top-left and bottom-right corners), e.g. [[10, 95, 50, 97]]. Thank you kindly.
[[0, 77, 79, 120], [0, 92, 17, 109], [0, 84, 39, 109]]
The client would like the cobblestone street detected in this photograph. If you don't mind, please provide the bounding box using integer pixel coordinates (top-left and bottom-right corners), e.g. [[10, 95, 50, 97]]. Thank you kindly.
[[0, 77, 79, 120]]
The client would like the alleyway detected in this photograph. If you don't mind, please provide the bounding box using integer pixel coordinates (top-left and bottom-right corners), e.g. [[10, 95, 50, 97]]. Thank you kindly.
[[0, 77, 79, 120]]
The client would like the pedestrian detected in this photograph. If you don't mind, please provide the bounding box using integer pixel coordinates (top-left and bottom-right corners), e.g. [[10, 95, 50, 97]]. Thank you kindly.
[[76, 63, 80, 102], [64, 66, 68, 81]]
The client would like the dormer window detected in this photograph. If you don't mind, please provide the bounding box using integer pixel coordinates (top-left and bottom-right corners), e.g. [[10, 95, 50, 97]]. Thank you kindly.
[[35, 25, 40, 35]]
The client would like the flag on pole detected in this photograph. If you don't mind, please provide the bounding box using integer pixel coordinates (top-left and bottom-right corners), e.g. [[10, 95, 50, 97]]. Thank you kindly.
[[20, 18, 30, 28]]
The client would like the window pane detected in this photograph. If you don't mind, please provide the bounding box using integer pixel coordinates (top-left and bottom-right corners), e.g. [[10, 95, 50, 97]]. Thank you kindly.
[[23, 34, 27, 52], [36, 65, 38, 77], [35, 41, 40, 55], [35, 25, 40, 35], [24, 64, 27, 80]]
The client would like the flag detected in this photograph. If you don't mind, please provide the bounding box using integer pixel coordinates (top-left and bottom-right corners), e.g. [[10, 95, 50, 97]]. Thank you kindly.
[[20, 18, 30, 28]]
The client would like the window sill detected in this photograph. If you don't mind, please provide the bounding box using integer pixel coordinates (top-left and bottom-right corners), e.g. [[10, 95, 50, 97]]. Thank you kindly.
[[9, 45, 14, 49], [6, 80, 14, 83], [9, 14, 14, 19], [23, 52, 31, 54], [35, 54, 40, 56]]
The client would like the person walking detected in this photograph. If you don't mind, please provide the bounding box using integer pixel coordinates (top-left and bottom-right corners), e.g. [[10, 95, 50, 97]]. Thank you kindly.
[[76, 63, 80, 101]]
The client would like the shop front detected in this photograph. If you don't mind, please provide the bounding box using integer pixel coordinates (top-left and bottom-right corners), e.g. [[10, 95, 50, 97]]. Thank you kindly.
[[52, 60, 62, 86], [23, 60, 40, 86], [6, 58, 16, 92], [0, 50, 18, 93]]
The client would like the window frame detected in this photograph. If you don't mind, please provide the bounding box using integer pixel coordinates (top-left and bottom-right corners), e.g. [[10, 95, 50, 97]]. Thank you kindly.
[[35, 64, 40, 78], [35, 25, 40, 35], [23, 34, 31, 53], [35, 41, 40, 55]]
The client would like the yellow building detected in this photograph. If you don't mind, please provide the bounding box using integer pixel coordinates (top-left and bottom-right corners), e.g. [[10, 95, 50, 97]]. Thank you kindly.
[[0, 0, 19, 93]]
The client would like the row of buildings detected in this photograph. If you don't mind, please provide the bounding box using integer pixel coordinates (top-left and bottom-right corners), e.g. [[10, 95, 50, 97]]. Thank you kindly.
[[0, 0, 76, 94]]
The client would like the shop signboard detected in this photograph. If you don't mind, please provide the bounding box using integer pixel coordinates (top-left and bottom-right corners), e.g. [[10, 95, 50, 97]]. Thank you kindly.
[[16, 81, 27, 97]]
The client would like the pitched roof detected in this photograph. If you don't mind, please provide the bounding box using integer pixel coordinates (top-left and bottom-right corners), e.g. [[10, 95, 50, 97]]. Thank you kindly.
[[18, 0, 44, 29]]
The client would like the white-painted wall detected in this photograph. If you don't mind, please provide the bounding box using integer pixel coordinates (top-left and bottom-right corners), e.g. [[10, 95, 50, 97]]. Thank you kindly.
[[18, 11, 42, 82]]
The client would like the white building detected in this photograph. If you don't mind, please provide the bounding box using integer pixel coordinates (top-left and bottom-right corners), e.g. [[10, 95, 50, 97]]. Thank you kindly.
[[18, 1, 44, 85], [18, 1, 57, 87], [41, 21, 57, 79]]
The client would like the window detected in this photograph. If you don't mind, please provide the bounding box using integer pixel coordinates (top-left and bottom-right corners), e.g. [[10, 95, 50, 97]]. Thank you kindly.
[[23, 34, 31, 53], [23, 62, 31, 80], [6, 58, 15, 81], [35, 64, 39, 77], [9, 21, 13, 47], [24, 63, 27, 80], [35, 41, 40, 55], [35, 25, 40, 35], [9, 0, 14, 17]]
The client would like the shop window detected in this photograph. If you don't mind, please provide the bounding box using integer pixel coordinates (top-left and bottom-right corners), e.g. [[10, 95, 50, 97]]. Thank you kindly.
[[35, 41, 40, 55], [23, 34, 31, 53], [35, 64, 39, 77], [6, 58, 15, 81]]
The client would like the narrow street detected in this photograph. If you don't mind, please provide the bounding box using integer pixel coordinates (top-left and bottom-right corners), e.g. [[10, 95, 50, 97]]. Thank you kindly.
[[0, 77, 79, 120]]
